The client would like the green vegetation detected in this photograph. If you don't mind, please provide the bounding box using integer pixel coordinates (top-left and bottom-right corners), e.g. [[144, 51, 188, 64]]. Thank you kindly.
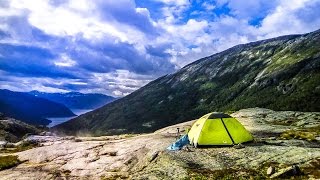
[[185, 167, 265, 180], [0, 155, 21, 170], [279, 126, 320, 141], [50, 169, 72, 179], [199, 82, 217, 91], [300, 158, 320, 179], [280, 130, 316, 141], [54, 30, 320, 136], [0, 141, 39, 153], [0, 114, 44, 143], [119, 134, 137, 138]]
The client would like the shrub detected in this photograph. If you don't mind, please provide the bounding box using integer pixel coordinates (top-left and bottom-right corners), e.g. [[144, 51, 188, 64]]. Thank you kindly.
[[280, 130, 317, 141], [0, 155, 21, 170]]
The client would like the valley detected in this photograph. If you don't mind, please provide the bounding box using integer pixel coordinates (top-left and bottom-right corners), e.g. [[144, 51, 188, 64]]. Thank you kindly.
[[47, 109, 92, 127], [0, 89, 75, 126], [0, 90, 115, 127]]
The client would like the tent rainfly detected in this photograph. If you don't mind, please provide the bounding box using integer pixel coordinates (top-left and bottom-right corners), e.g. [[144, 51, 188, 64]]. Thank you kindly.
[[188, 112, 253, 147]]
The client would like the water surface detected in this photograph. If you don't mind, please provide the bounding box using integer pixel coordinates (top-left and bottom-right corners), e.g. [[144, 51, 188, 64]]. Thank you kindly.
[[47, 109, 92, 127]]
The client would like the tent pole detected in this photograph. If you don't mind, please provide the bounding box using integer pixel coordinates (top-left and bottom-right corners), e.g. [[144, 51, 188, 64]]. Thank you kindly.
[[220, 118, 235, 144]]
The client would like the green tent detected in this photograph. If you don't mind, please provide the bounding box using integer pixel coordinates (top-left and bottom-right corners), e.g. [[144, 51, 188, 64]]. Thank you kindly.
[[188, 112, 253, 147]]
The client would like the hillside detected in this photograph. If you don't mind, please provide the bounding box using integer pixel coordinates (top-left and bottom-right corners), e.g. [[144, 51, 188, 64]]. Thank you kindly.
[[0, 89, 75, 126], [1, 108, 319, 179], [54, 29, 320, 136], [28, 91, 115, 110], [0, 113, 42, 143]]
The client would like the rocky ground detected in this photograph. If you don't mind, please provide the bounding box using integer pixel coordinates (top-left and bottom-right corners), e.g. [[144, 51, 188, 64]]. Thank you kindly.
[[0, 108, 319, 179]]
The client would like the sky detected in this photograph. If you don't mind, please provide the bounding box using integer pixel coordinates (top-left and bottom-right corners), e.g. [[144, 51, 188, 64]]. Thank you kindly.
[[0, 0, 320, 97]]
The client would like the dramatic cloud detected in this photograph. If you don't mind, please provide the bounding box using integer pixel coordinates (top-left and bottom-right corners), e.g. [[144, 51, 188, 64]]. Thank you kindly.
[[0, 0, 320, 97]]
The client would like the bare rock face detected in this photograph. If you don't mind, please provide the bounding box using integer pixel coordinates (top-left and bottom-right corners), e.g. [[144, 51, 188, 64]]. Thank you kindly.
[[231, 107, 320, 137], [0, 108, 319, 179], [0, 130, 178, 179]]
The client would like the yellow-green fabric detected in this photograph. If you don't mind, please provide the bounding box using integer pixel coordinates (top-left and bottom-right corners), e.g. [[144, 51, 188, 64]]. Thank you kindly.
[[188, 112, 253, 146], [197, 119, 233, 145], [222, 118, 253, 144], [188, 113, 209, 144]]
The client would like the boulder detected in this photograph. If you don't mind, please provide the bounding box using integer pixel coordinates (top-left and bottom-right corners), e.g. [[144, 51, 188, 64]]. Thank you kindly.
[[267, 166, 275, 175], [270, 165, 301, 178], [0, 140, 7, 148], [149, 151, 159, 162]]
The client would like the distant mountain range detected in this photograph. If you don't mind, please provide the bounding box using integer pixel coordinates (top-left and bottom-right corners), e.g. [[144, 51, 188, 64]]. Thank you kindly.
[[54, 29, 320, 136], [28, 91, 116, 110], [0, 89, 75, 125], [0, 89, 116, 126]]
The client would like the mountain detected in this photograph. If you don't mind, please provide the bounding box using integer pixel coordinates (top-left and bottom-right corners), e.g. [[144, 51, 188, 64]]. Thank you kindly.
[[28, 91, 116, 110], [0, 89, 76, 125], [0, 113, 43, 143], [54, 29, 320, 136]]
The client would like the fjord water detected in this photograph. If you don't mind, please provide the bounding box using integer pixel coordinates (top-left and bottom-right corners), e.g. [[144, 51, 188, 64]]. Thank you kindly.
[[47, 109, 92, 127]]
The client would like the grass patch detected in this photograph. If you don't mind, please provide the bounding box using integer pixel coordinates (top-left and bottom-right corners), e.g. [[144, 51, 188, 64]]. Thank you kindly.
[[280, 130, 316, 141], [301, 158, 320, 179], [270, 118, 299, 126], [0, 155, 21, 170], [279, 126, 320, 141], [119, 134, 137, 139], [0, 141, 39, 153], [184, 167, 265, 180]]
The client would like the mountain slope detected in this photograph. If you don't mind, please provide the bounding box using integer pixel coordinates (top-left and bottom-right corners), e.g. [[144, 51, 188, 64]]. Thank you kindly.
[[0, 89, 76, 125], [28, 91, 115, 110], [54, 29, 320, 135], [0, 113, 42, 142]]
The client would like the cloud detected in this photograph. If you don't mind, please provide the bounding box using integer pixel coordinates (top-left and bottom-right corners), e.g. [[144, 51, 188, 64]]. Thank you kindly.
[[154, 0, 190, 6], [202, 2, 216, 11], [0, 71, 71, 93], [0, 0, 177, 96], [152, 0, 320, 68], [96, 1, 159, 36], [90, 70, 154, 97], [0, 43, 74, 78], [0, 0, 320, 97], [258, 0, 320, 38], [54, 54, 77, 67], [10, 0, 126, 40]]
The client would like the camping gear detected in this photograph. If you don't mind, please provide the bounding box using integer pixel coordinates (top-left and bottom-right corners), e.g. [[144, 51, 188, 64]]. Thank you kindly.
[[167, 134, 190, 151], [188, 112, 253, 147]]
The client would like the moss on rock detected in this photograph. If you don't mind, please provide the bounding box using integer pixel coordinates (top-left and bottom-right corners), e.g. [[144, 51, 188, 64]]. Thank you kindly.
[[0, 155, 21, 170]]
